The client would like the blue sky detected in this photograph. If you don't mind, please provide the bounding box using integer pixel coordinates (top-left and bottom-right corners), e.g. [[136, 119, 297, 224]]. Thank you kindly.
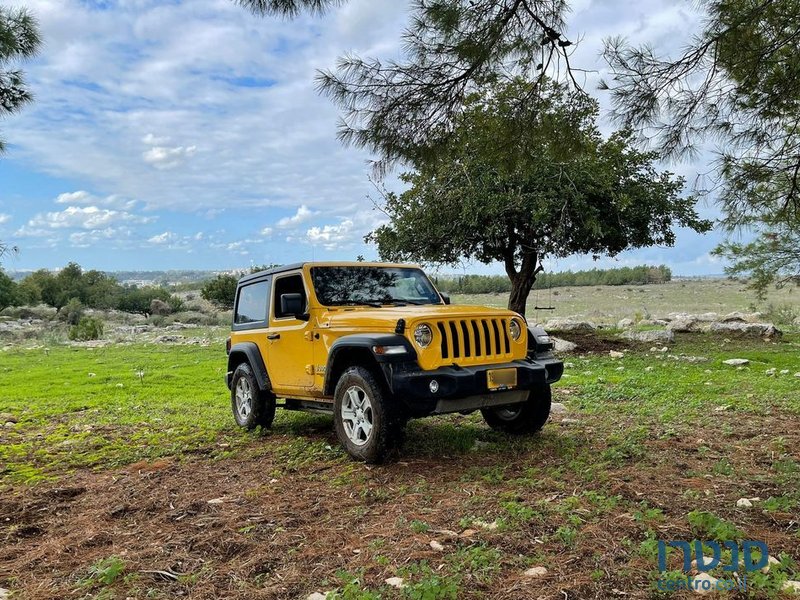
[[0, 0, 733, 275]]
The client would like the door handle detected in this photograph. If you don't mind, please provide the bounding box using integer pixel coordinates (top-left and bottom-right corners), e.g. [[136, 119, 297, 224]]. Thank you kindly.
[[267, 333, 281, 340]]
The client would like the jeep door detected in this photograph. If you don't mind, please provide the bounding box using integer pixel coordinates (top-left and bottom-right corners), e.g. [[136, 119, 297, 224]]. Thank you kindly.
[[266, 271, 316, 394]]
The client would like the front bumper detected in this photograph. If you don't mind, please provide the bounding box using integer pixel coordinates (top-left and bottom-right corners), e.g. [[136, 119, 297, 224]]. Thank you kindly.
[[385, 356, 563, 417]]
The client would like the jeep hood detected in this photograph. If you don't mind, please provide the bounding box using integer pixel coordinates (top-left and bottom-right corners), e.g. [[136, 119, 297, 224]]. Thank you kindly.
[[317, 304, 519, 333]]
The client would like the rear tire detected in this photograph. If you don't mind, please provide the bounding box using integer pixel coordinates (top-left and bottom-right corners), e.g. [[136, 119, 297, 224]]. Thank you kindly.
[[481, 385, 551, 435], [333, 366, 403, 464], [231, 363, 276, 430]]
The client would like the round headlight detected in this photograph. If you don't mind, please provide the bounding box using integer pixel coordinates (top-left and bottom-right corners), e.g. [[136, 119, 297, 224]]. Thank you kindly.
[[414, 324, 433, 348], [509, 319, 522, 341]]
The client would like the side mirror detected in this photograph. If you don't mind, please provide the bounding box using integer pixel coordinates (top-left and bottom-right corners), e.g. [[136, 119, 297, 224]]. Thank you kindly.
[[440, 292, 451, 305], [280, 293, 308, 320]]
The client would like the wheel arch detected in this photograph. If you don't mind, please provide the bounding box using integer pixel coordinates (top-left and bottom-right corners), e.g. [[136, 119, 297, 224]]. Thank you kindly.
[[323, 334, 415, 397], [227, 342, 271, 392]]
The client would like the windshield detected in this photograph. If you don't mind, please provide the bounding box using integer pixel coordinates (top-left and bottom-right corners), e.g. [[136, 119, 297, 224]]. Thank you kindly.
[[310, 266, 442, 306]]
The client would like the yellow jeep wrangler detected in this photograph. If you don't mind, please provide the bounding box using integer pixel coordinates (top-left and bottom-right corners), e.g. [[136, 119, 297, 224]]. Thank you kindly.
[[225, 262, 562, 463]]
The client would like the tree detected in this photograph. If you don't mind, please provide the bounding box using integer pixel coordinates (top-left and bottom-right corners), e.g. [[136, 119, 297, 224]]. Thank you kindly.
[[601, 0, 800, 293], [0, 269, 17, 310], [201, 274, 239, 310], [1, 6, 41, 153], [369, 80, 712, 316], [238, 0, 580, 170], [713, 225, 800, 300]]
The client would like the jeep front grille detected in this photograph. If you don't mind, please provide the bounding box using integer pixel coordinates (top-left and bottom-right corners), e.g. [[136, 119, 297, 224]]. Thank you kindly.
[[436, 318, 513, 363]]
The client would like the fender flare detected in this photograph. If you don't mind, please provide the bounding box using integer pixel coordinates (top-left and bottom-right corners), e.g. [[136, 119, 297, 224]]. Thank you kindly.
[[227, 342, 271, 391], [323, 334, 416, 396]]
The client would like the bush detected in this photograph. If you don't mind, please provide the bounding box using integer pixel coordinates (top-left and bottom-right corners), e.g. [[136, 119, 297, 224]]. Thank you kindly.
[[58, 298, 85, 325], [201, 274, 238, 309], [149, 298, 172, 316], [69, 316, 104, 341]]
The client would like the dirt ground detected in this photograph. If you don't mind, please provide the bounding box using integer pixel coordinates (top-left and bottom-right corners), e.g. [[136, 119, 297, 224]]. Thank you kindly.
[[3, 406, 799, 600]]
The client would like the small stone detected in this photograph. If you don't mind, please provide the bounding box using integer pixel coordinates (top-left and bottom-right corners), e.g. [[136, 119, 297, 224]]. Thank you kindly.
[[385, 577, 406, 589], [615, 366, 625, 371], [761, 555, 781, 574], [4, 422, 14, 428], [645, 366, 654, 372], [723, 358, 750, 366], [429, 540, 445, 551], [0, 588, 9, 600], [88, 372, 96, 377], [523, 566, 548, 578], [473, 519, 499, 530], [795, 372, 800, 378], [780, 369, 790, 375], [617, 318, 634, 329], [551, 402, 567, 415], [551, 337, 578, 353], [460, 529, 478, 538], [714, 405, 731, 412], [307, 593, 328, 600], [609, 350, 624, 359], [782, 580, 800, 594], [564, 362, 575, 368], [207, 497, 225, 504], [115, 383, 124, 388], [692, 573, 719, 594], [0, 413, 17, 423], [736, 498, 753, 508], [560, 418, 580, 424], [765, 368, 777, 376]]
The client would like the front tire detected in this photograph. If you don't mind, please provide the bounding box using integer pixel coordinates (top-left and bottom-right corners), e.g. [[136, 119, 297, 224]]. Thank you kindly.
[[333, 366, 402, 464], [231, 363, 276, 430], [481, 385, 551, 435]]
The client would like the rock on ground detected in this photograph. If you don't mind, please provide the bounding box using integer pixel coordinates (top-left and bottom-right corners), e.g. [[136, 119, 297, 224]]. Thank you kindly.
[[609, 350, 624, 359], [620, 329, 675, 344], [722, 358, 750, 366], [708, 321, 781, 338], [551, 337, 577, 353], [0, 413, 17, 423], [783, 581, 800, 594], [692, 573, 719, 594], [736, 498, 753, 508], [385, 577, 406, 589], [523, 567, 548, 578], [543, 318, 597, 332], [551, 402, 567, 415], [667, 317, 701, 332], [617, 318, 634, 329]]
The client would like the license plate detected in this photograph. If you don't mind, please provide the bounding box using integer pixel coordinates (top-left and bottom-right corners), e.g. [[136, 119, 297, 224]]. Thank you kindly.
[[487, 368, 517, 390]]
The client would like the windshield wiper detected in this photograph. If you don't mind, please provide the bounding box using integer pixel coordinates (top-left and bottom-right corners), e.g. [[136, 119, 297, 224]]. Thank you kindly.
[[386, 299, 430, 306], [333, 301, 383, 308]]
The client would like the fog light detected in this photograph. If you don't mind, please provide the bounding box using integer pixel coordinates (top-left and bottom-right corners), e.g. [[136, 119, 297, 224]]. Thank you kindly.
[[429, 380, 439, 394]]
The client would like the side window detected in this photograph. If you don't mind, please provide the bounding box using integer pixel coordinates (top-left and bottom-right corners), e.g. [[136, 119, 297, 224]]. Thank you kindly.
[[234, 280, 270, 325], [273, 273, 307, 319]]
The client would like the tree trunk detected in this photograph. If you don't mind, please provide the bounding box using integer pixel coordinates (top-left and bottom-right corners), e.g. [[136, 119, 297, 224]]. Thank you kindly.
[[504, 250, 538, 320]]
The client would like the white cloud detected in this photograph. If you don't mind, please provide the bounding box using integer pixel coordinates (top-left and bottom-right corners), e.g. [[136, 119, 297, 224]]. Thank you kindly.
[[277, 205, 316, 228], [260, 226, 274, 236], [0, 213, 11, 224], [69, 227, 129, 248], [28, 206, 154, 230], [306, 218, 355, 250], [148, 231, 176, 244], [142, 133, 171, 145], [142, 145, 198, 170], [55, 190, 138, 210]]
